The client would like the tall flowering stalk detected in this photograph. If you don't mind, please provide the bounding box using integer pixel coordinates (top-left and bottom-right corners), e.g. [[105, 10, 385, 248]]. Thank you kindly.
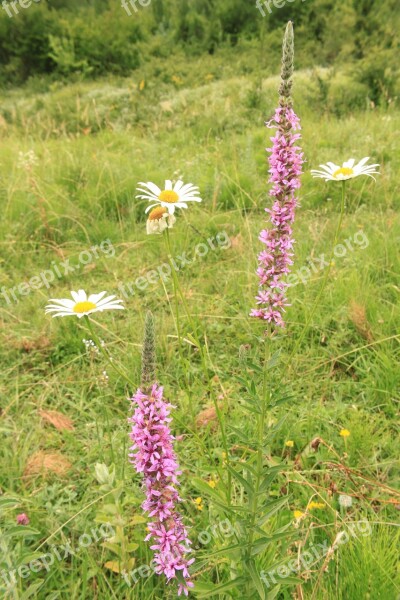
[[129, 312, 194, 596], [251, 21, 303, 329]]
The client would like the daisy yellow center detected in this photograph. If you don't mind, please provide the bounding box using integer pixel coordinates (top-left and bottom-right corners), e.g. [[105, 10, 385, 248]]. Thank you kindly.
[[333, 167, 354, 178], [159, 190, 179, 203], [149, 206, 168, 221], [73, 301, 97, 314]]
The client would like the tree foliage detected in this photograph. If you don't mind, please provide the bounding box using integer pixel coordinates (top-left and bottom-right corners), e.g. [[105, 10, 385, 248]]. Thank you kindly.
[[0, 0, 398, 104]]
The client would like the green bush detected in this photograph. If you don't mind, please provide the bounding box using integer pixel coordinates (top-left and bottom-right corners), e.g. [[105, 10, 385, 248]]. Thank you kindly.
[[326, 73, 370, 115], [0, 0, 399, 99]]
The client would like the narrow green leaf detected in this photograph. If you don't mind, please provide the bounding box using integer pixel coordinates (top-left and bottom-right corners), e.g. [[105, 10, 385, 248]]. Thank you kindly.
[[246, 360, 264, 373], [251, 530, 296, 556], [258, 466, 284, 493], [0, 498, 20, 511], [203, 542, 243, 559], [129, 515, 147, 525], [3, 526, 40, 539], [20, 581, 45, 600], [227, 465, 254, 498], [256, 497, 289, 526], [194, 576, 245, 597], [15, 552, 48, 567], [192, 477, 231, 511], [241, 401, 262, 415], [246, 559, 266, 600]]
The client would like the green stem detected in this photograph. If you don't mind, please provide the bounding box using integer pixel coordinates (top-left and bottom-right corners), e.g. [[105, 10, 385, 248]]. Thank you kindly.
[[165, 228, 204, 364], [283, 180, 346, 372], [83, 316, 135, 387], [164, 229, 185, 358], [164, 228, 231, 504], [246, 338, 270, 573]]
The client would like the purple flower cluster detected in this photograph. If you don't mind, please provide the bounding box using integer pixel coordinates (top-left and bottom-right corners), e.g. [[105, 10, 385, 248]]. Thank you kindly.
[[129, 383, 194, 596], [251, 105, 303, 328]]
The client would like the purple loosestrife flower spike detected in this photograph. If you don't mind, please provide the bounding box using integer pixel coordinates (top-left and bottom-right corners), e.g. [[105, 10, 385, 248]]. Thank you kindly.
[[251, 21, 303, 330], [129, 314, 194, 596], [141, 311, 156, 392]]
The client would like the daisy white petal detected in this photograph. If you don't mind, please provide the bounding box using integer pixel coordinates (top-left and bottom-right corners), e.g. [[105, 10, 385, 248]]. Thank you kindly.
[[71, 290, 85, 303], [173, 180, 184, 193], [145, 203, 160, 214], [179, 183, 200, 195], [136, 178, 202, 216], [88, 291, 108, 305], [343, 159, 355, 169], [95, 295, 118, 306], [136, 192, 159, 201], [179, 196, 202, 202], [311, 157, 380, 182], [146, 206, 176, 235], [45, 290, 124, 319], [138, 182, 162, 196], [355, 156, 370, 168], [47, 299, 75, 308]]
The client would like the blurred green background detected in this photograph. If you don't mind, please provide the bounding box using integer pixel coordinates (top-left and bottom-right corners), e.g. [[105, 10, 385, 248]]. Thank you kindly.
[[0, 0, 399, 112]]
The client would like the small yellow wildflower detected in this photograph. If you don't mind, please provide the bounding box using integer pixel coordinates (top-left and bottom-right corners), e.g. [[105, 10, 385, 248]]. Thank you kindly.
[[307, 501, 326, 511], [293, 510, 305, 520], [208, 480, 217, 489], [194, 497, 204, 511], [139, 80, 145, 91], [285, 440, 294, 448], [340, 429, 351, 438]]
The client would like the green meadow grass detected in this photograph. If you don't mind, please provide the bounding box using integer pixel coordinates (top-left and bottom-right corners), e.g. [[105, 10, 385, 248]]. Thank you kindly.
[[0, 66, 399, 599]]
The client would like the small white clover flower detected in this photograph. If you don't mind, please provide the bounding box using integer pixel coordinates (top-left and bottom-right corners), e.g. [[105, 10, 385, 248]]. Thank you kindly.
[[17, 150, 39, 170], [338, 494, 353, 508]]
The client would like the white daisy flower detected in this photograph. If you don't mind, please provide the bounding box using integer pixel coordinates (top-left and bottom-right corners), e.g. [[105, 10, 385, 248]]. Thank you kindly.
[[45, 290, 124, 318], [136, 179, 202, 215], [311, 157, 380, 181], [146, 206, 176, 235]]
